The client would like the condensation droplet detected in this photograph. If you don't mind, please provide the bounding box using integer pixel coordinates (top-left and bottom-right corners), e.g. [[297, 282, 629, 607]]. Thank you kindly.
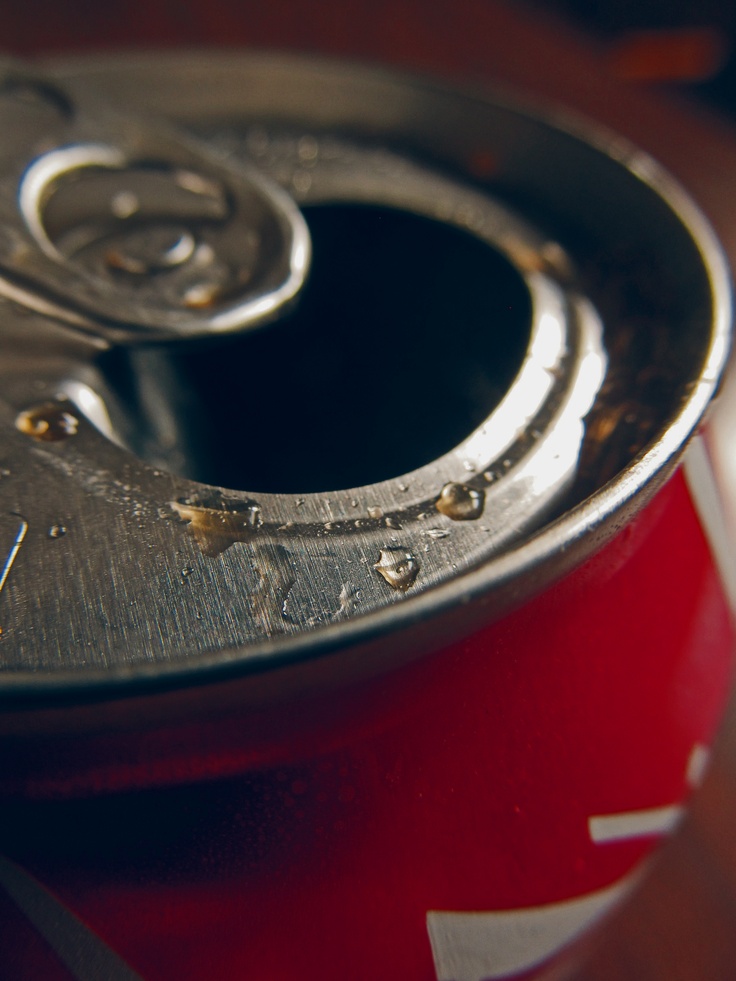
[[336, 583, 359, 617], [374, 547, 420, 591], [435, 482, 485, 521], [181, 566, 194, 577], [292, 169, 312, 194], [426, 528, 450, 540], [367, 505, 383, 520], [297, 135, 319, 163], [48, 525, 66, 539], [110, 190, 140, 219], [16, 402, 78, 442], [182, 280, 223, 309]]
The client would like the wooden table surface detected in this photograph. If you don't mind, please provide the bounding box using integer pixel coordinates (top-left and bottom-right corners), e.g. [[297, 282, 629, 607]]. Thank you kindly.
[[5, 2, 736, 977]]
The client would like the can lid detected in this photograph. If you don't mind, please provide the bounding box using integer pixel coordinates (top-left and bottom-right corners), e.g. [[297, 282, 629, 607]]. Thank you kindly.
[[0, 53, 729, 706]]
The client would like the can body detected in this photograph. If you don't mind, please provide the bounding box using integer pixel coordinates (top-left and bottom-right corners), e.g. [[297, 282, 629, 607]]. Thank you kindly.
[[1, 447, 733, 981]]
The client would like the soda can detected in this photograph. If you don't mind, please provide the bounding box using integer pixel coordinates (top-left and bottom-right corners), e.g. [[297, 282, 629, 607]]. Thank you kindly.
[[0, 52, 733, 981]]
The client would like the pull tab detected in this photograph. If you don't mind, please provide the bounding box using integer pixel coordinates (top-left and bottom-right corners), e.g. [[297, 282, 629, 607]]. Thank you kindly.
[[0, 62, 311, 343]]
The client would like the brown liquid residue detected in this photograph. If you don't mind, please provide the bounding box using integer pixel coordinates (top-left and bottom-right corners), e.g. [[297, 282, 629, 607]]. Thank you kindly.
[[15, 403, 79, 442], [171, 499, 262, 557]]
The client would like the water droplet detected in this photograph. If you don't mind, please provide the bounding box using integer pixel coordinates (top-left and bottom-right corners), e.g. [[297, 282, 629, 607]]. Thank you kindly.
[[426, 528, 450, 540], [182, 279, 223, 309], [296, 498, 305, 507], [374, 547, 420, 591], [351, 499, 359, 508], [483, 471, 497, 483], [292, 169, 312, 194], [367, 505, 383, 520], [463, 460, 476, 472], [181, 566, 194, 577], [435, 482, 485, 521], [110, 190, 140, 219], [398, 482, 408, 492], [16, 402, 78, 441], [48, 525, 66, 539], [251, 543, 297, 631], [385, 516, 402, 530], [297, 135, 319, 163], [336, 583, 359, 617]]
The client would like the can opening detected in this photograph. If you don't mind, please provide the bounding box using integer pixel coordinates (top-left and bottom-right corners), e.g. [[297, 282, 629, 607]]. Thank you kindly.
[[96, 203, 532, 492]]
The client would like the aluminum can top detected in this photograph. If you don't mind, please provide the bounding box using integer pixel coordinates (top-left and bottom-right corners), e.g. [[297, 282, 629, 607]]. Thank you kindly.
[[0, 52, 730, 718]]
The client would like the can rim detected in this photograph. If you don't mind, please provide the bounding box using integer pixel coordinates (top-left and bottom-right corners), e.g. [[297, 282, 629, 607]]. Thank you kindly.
[[0, 51, 731, 703]]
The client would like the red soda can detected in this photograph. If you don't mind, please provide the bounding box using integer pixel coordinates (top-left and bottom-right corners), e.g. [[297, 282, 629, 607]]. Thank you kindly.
[[0, 52, 733, 981]]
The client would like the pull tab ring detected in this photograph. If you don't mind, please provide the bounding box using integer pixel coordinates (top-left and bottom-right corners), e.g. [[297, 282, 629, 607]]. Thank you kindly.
[[0, 62, 311, 344]]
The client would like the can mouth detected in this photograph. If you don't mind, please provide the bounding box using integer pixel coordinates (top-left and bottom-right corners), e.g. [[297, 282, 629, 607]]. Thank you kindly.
[[0, 52, 729, 703], [95, 202, 533, 493]]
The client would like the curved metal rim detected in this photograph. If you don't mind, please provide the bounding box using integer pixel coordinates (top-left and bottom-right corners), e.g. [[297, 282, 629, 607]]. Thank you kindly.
[[1, 51, 731, 701]]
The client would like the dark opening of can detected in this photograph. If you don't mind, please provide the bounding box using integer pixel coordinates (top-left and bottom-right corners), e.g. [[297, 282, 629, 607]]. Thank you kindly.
[[97, 204, 532, 492]]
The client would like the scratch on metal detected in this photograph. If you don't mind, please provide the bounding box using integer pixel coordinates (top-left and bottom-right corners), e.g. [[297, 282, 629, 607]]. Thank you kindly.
[[0, 517, 28, 596]]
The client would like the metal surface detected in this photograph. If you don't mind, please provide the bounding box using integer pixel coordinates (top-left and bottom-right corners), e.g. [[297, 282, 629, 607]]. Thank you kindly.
[[0, 61, 310, 342], [0, 53, 728, 707]]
